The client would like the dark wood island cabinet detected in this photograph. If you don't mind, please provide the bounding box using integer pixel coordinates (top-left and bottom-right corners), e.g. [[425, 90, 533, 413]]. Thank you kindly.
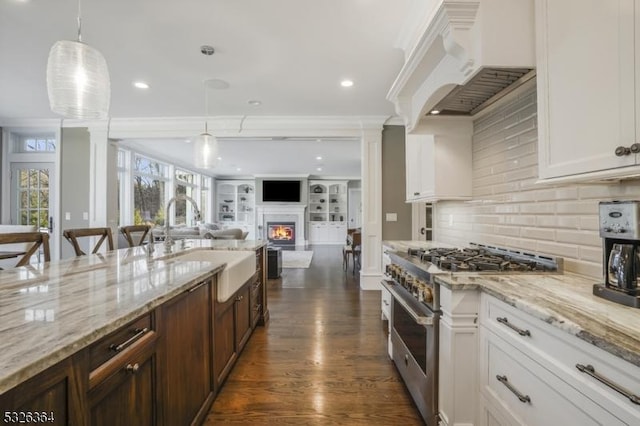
[[0, 242, 268, 426]]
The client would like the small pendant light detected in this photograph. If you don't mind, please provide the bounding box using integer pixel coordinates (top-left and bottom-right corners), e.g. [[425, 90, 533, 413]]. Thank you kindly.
[[194, 81, 218, 168], [46, 0, 110, 119]]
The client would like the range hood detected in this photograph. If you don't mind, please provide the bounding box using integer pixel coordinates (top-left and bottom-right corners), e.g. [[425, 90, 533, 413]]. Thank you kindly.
[[387, 0, 535, 132]]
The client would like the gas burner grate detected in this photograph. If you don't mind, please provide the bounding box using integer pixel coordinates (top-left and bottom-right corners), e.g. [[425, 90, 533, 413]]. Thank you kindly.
[[407, 244, 562, 273]]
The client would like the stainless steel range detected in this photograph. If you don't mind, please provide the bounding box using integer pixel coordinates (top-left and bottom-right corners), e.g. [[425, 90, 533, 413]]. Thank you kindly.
[[381, 243, 563, 426]]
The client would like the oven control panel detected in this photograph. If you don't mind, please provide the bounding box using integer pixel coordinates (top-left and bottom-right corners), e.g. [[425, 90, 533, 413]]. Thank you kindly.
[[385, 263, 433, 305], [599, 201, 640, 239]]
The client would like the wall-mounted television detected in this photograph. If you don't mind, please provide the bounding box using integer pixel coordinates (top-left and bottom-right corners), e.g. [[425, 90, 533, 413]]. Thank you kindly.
[[262, 180, 301, 202]]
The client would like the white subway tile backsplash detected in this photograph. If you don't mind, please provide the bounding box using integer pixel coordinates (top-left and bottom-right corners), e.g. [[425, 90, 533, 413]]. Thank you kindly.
[[555, 200, 598, 215], [556, 230, 600, 247], [579, 246, 602, 263], [555, 216, 580, 229], [435, 83, 640, 279], [579, 216, 600, 231], [521, 227, 555, 241], [535, 241, 580, 259]]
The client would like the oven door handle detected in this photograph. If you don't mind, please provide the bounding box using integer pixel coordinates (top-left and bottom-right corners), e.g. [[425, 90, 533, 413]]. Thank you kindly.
[[381, 280, 434, 326]]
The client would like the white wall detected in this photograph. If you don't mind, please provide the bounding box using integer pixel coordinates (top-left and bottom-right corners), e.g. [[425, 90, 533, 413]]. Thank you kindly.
[[436, 81, 640, 279]]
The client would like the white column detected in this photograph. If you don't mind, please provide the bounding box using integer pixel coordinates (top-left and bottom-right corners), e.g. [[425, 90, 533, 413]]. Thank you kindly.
[[360, 129, 383, 290], [88, 123, 113, 229]]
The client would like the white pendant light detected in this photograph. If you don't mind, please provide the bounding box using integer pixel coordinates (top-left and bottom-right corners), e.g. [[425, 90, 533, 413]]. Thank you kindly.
[[194, 82, 218, 168], [46, 0, 110, 119], [194, 123, 218, 169]]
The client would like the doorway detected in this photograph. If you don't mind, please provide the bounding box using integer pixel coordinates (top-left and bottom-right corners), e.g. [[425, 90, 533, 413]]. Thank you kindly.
[[412, 202, 433, 241], [10, 162, 58, 260], [348, 188, 362, 230]]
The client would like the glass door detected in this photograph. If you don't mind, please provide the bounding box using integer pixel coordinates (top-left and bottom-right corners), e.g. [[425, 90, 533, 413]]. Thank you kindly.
[[10, 162, 58, 260]]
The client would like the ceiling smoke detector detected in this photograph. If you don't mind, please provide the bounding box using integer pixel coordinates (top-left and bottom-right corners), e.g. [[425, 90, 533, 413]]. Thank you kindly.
[[200, 45, 215, 56]]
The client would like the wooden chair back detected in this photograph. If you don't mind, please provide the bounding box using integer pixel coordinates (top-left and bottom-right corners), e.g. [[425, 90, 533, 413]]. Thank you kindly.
[[119, 225, 151, 247], [63, 227, 114, 257], [0, 232, 50, 269]]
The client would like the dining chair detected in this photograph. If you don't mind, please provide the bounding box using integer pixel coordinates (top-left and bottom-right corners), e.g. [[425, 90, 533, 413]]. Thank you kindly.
[[63, 227, 114, 257], [0, 232, 51, 270], [343, 230, 361, 274], [119, 225, 151, 247]]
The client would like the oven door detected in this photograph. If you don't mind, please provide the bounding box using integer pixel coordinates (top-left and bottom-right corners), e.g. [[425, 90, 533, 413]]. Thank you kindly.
[[383, 280, 439, 426]]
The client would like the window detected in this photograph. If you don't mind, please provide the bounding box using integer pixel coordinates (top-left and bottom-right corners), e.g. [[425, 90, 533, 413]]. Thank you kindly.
[[201, 177, 211, 223], [118, 149, 213, 227], [133, 155, 169, 226], [13, 134, 56, 153], [175, 169, 196, 225], [16, 168, 50, 228]]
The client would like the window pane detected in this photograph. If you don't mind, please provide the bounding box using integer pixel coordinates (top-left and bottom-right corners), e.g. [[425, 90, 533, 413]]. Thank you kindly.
[[15, 134, 56, 152], [134, 155, 167, 177], [19, 170, 28, 188], [133, 176, 165, 226]]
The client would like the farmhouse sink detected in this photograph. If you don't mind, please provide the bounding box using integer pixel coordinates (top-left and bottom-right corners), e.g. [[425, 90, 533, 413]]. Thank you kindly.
[[174, 250, 256, 302]]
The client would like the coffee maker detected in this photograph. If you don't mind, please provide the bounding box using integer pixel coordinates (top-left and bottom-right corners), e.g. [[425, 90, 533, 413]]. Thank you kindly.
[[593, 201, 640, 308]]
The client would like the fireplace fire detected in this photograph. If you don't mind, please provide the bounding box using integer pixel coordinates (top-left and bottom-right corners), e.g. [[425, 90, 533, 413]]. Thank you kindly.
[[267, 222, 295, 246]]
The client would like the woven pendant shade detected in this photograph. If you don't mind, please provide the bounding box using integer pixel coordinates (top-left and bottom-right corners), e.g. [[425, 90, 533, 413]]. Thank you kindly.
[[194, 131, 218, 169], [46, 40, 111, 119]]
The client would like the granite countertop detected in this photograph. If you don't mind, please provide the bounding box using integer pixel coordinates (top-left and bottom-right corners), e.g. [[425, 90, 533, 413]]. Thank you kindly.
[[383, 241, 640, 368], [0, 239, 263, 395]]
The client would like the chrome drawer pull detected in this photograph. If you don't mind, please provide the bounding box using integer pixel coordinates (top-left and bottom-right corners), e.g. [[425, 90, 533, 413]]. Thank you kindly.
[[497, 317, 531, 337], [496, 375, 531, 403], [576, 364, 640, 405], [109, 327, 149, 352]]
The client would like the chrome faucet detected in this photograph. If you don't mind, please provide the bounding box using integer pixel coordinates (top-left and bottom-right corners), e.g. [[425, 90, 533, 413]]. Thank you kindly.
[[146, 229, 155, 258], [163, 195, 201, 253]]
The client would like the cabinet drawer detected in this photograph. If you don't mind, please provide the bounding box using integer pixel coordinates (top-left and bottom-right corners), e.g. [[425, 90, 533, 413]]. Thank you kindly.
[[481, 294, 640, 424], [89, 313, 153, 371], [480, 326, 624, 426]]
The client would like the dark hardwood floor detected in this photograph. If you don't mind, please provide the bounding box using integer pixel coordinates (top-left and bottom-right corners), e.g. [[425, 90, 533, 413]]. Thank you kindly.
[[204, 245, 424, 425]]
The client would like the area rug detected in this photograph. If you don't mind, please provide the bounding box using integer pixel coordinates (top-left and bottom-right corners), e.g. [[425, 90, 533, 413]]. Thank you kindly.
[[281, 250, 314, 268]]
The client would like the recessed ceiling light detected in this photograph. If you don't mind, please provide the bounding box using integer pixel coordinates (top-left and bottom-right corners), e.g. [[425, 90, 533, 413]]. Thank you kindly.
[[133, 81, 150, 89], [200, 45, 215, 56], [217, 157, 222, 161], [184, 139, 191, 144], [205, 79, 230, 90], [248, 100, 262, 106], [340, 80, 354, 88], [317, 167, 323, 171], [430, 110, 440, 115], [316, 156, 323, 160], [236, 167, 242, 171]]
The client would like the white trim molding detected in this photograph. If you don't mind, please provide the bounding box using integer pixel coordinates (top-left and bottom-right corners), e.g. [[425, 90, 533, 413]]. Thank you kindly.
[[359, 128, 383, 290]]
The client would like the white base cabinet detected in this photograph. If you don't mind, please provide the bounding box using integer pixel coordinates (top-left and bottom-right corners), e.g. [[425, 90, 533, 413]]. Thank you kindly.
[[478, 293, 640, 426], [308, 221, 347, 244]]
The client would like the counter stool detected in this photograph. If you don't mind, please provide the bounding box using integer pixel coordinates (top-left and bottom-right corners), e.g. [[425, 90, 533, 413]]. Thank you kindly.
[[63, 227, 114, 257], [0, 232, 50, 269], [343, 230, 361, 274], [120, 225, 151, 247]]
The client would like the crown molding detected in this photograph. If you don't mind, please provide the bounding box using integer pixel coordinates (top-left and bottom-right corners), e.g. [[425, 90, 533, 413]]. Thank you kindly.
[[105, 115, 390, 139]]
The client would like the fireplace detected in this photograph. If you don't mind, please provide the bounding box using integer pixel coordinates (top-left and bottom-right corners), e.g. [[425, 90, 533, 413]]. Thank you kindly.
[[267, 222, 296, 246]]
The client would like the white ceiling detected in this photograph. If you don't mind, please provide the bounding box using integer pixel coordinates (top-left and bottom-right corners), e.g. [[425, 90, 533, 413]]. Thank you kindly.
[[0, 0, 415, 177]]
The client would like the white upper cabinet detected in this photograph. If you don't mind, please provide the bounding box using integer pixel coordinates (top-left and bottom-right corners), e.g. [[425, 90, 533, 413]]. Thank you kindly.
[[405, 117, 473, 203], [536, 0, 640, 181]]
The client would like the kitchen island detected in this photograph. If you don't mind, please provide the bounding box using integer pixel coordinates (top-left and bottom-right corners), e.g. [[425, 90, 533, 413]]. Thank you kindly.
[[0, 239, 267, 425], [383, 240, 640, 426]]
